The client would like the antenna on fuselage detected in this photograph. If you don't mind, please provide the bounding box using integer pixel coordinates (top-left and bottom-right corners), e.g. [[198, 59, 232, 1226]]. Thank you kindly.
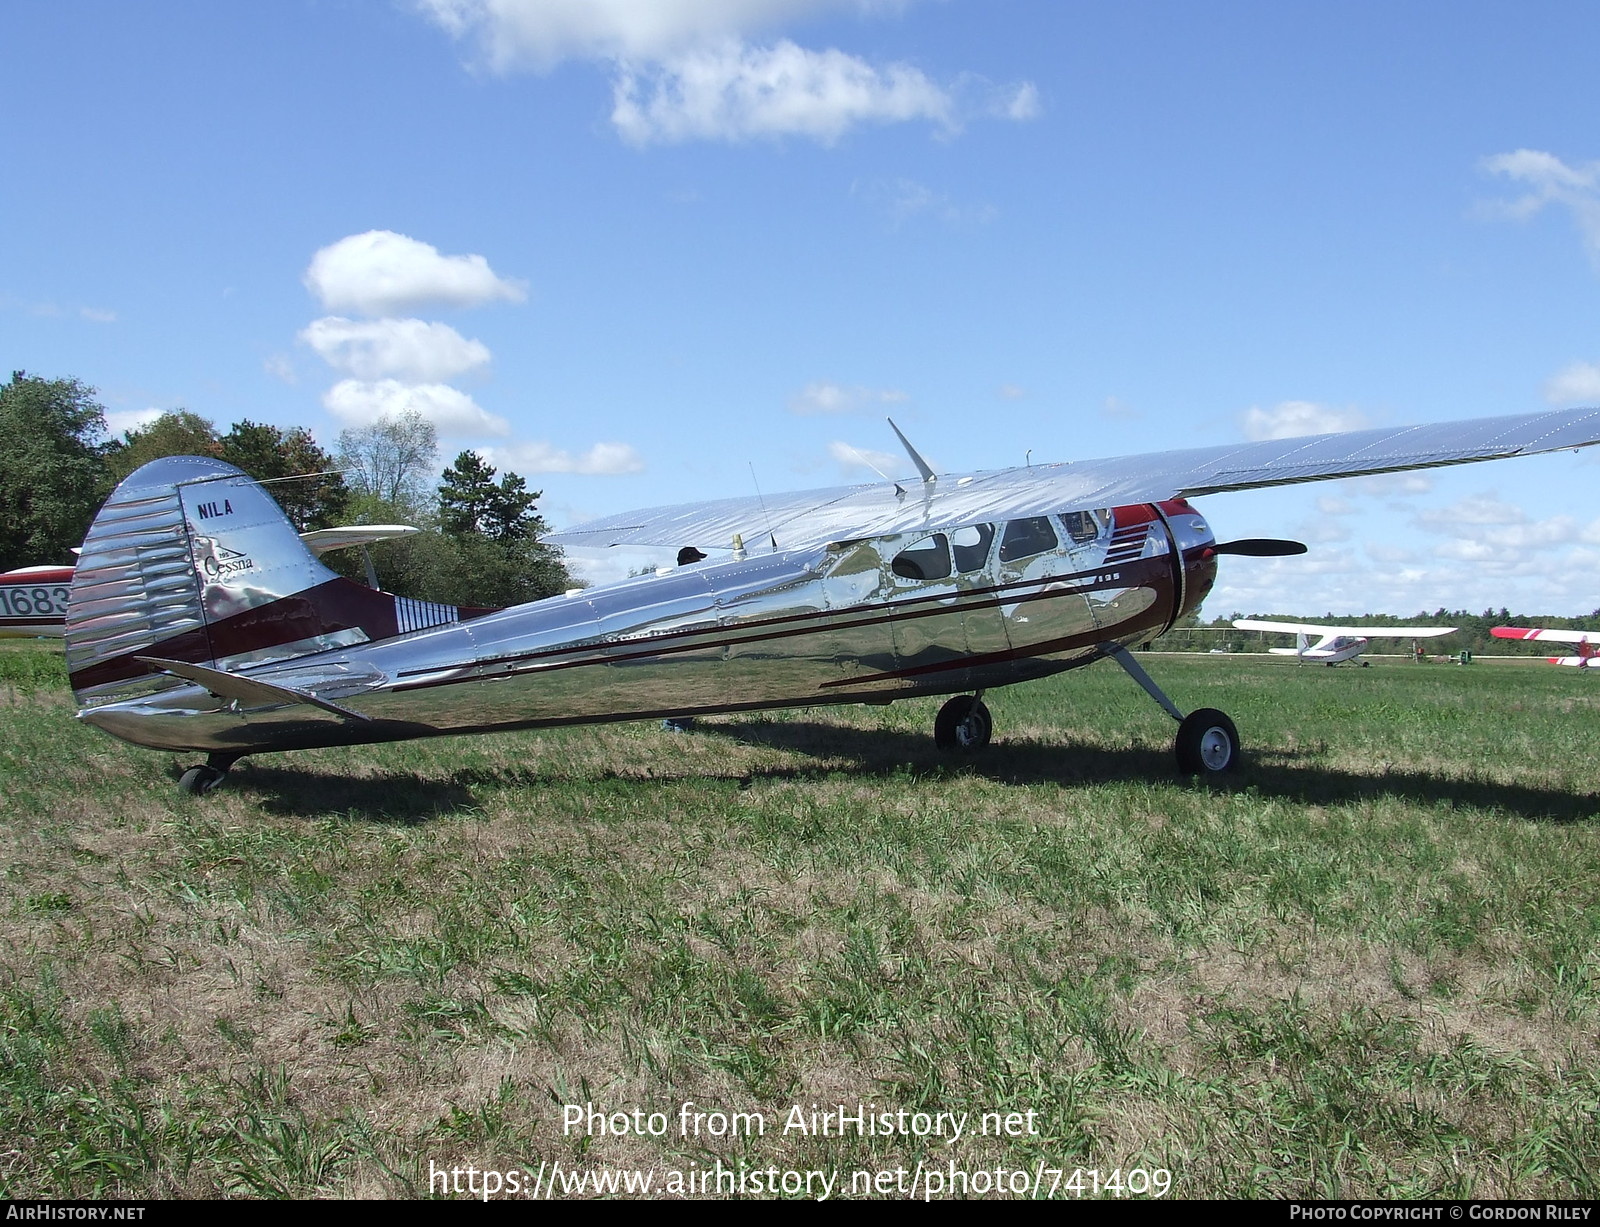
[[748, 462, 779, 551], [887, 418, 936, 485]]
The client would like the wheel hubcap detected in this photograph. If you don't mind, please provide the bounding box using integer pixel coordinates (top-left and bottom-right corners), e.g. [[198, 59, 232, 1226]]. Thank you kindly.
[[1199, 727, 1232, 771]]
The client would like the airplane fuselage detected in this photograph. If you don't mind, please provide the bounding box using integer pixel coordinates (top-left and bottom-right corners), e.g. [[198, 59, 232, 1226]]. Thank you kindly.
[[78, 500, 1219, 755]]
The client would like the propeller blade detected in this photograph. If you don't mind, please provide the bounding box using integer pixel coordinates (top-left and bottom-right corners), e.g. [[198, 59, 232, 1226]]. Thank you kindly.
[[1211, 538, 1308, 557]]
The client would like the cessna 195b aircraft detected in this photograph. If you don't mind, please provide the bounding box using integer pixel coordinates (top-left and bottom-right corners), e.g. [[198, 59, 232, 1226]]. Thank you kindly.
[[63, 409, 1600, 793], [1231, 619, 1458, 665]]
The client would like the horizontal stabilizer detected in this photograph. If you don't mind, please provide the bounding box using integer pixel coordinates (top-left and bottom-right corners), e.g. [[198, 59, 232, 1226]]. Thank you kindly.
[[298, 525, 419, 556], [135, 656, 371, 721], [1233, 619, 1456, 637]]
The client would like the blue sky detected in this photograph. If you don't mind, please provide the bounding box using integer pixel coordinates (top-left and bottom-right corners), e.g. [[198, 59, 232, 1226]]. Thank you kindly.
[[6, 0, 1600, 615]]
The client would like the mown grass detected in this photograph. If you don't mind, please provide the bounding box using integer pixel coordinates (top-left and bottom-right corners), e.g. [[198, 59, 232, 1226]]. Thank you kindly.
[[1, 642, 1596, 1198]]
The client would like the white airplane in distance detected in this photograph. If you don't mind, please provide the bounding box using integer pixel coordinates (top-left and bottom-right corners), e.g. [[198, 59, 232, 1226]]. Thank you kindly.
[[1232, 619, 1457, 666], [1490, 625, 1600, 668]]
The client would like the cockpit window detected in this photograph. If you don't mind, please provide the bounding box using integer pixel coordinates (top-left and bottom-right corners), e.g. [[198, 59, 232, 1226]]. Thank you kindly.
[[891, 534, 952, 581], [949, 523, 994, 573], [999, 517, 1059, 563], [1059, 509, 1107, 545]]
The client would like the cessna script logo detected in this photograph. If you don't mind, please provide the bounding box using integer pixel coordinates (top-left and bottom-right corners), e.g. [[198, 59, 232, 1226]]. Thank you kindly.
[[194, 536, 257, 582]]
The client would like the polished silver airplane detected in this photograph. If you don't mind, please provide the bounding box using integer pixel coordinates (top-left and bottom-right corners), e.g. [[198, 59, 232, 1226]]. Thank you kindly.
[[64, 409, 1600, 793]]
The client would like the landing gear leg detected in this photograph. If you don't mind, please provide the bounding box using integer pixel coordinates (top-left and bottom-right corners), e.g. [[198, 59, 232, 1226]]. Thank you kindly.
[[935, 692, 992, 751], [1104, 644, 1240, 776], [179, 753, 238, 796]]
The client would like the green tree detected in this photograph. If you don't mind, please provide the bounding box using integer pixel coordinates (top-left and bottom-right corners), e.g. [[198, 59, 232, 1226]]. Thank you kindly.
[[105, 409, 221, 483], [432, 451, 569, 606], [437, 450, 501, 537], [439, 450, 543, 541], [336, 410, 438, 513], [218, 420, 348, 531], [0, 371, 113, 570]]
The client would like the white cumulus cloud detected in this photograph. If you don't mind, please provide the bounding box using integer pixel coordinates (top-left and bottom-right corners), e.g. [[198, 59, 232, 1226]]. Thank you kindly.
[[1340, 471, 1433, 498], [304, 231, 526, 317], [1412, 491, 1598, 567], [789, 380, 909, 414], [300, 316, 492, 382], [1543, 360, 1600, 406], [613, 39, 954, 144], [1481, 148, 1600, 269], [828, 439, 906, 477], [105, 408, 164, 437], [418, 1, 1036, 145], [493, 439, 646, 475], [1240, 400, 1370, 441], [322, 378, 511, 437]]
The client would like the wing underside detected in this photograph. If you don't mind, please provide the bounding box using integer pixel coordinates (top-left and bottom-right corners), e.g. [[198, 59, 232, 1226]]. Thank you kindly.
[[1234, 620, 1457, 638], [546, 409, 1600, 553], [1491, 626, 1598, 645]]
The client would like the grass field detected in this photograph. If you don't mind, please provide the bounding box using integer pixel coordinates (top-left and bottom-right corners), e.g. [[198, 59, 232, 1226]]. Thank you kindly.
[[2, 642, 1597, 1199]]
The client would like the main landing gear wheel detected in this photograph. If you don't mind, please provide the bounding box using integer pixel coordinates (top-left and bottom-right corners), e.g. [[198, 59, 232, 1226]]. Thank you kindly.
[[935, 694, 992, 751], [178, 764, 228, 795], [1174, 708, 1240, 776]]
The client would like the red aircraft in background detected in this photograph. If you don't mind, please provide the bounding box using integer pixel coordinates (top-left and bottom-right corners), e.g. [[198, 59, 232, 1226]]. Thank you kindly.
[[0, 565, 74, 638], [1491, 625, 1600, 668]]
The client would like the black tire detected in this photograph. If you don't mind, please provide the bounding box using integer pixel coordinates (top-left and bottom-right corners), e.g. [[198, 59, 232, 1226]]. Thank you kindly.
[[1174, 708, 1239, 776], [934, 695, 992, 751], [179, 765, 227, 795]]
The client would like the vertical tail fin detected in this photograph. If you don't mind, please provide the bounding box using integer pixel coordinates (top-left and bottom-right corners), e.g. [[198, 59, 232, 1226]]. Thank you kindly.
[[68, 456, 465, 704]]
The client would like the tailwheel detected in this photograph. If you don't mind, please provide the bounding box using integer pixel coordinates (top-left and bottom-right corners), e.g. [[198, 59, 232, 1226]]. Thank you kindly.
[[935, 694, 992, 751], [1174, 708, 1239, 776], [179, 765, 228, 795], [178, 754, 236, 796]]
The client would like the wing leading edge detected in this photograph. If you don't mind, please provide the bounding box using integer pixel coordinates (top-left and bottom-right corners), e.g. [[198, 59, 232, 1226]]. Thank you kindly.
[[1234, 620, 1458, 638], [547, 409, 1600, 553]]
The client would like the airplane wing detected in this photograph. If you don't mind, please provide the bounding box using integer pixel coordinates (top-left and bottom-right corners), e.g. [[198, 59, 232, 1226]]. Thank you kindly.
[[546, 408, 1600, 552], [1491, 626, 1599, 644], [297, 525, 419, 556], [1234, 619, 1457, 638]]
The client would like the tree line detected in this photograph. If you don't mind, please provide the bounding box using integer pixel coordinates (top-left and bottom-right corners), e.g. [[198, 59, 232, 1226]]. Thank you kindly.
[[0, 370, 572, 607]]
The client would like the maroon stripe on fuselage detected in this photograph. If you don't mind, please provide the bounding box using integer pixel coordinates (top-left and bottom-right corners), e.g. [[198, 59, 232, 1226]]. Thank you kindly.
[[69, 578, 494, 693]]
